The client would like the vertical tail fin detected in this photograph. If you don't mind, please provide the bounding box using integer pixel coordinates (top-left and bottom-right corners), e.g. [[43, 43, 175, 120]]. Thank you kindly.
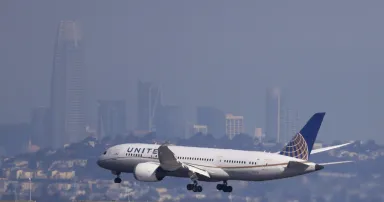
[[279, 112, 325, 160]]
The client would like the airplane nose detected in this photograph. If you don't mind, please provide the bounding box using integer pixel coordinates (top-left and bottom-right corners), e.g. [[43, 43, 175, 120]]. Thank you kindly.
[[97, 157, 102, 167], [97, 155, 107, 168]]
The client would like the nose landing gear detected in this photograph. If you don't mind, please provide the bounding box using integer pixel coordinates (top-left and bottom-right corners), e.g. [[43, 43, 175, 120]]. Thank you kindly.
[[112, 171, 122, 183], [114, 177, 122, 183]]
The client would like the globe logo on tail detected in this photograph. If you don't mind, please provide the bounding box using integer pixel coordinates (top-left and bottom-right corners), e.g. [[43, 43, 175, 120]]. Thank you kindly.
[[279, 133, 309, 161]]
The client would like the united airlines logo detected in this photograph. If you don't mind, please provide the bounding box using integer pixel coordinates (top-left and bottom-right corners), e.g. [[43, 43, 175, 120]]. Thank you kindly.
[[279, 133, 309, 160]]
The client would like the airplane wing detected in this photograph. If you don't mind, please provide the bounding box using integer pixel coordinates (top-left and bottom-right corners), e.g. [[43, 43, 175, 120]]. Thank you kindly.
[[181, 163, 210, 178], [310, 141, 354, 154], [158, 144, 210, 178]]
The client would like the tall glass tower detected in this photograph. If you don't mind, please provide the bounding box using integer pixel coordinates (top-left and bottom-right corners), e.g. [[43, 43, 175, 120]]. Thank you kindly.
[[50, 21, 86, 148], [265, 87, 282, 143], [137, 81, 162, 132], [97, 100, 127, 140]]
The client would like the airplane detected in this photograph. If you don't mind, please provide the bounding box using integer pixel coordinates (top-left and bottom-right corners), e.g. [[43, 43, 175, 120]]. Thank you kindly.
[[97, 112, 353, 192]]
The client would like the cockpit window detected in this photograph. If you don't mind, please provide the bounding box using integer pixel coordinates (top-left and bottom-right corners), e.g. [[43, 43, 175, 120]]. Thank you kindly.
[[103, 151, 107, 155]]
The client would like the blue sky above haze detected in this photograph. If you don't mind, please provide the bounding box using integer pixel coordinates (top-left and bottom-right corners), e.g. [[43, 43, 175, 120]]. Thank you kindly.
[[1, 1, 383, 143]]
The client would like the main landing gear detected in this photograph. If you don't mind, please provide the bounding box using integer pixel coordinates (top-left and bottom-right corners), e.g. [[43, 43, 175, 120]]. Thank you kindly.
[[186, 172, 203, 192], [186, 180, 203, 192], [112, 171, 122, 183], [216, 181, 232, 192]]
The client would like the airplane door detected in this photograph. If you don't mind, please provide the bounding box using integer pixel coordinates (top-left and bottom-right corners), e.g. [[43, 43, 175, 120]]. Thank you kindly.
[[216, 156, 224, 166]]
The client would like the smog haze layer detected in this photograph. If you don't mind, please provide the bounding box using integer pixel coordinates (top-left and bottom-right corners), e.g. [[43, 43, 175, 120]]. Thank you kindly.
[[1, 1, 383, 143]]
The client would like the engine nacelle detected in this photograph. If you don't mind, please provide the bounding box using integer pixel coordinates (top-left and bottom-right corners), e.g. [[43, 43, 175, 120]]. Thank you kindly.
[[133, 162, 165, 182]]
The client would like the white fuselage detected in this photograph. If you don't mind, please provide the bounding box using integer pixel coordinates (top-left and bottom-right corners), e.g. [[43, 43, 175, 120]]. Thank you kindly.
[[97, 143, 321, 182]]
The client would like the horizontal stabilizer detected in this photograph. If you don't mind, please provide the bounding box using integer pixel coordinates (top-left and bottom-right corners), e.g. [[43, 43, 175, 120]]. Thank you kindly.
[[311, 141, 354, 154], [286, 161, 309, 169], [318, 160, 353, 166]]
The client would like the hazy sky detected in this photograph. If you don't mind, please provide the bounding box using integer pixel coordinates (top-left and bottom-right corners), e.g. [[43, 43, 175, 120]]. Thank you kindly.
[[1, 1, 384, 143]]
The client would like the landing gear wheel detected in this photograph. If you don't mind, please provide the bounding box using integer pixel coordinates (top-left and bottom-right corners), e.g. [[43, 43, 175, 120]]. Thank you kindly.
[[197, 185, 203, 192], [112, 171, 122, 183], [193, 186, 198, 192], [216, 184, 224, 190], [223, 186, 233, 192], [114, 177, 122, 183], [187, 179, 203, 192], [192, 185, 202, 192], [217, 181, 232, 192], [187, 184, 194, 190]]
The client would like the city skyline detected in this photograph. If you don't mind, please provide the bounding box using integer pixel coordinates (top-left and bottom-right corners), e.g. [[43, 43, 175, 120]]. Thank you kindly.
[[1, 1, 384, 143]]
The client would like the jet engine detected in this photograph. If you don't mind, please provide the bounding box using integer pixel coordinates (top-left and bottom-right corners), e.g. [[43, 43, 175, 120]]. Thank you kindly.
[[133, 162, 165, 182]]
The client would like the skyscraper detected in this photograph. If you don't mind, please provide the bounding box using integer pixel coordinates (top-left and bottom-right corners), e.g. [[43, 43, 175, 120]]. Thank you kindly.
[[155, 105, 185, 140], [282, 109, 300, 143], [97, 100, 127, 140], [196, 106, 226, 138], [265, 87, 283, 143], [225, 114, 244, 139], [192, 125, 208, 135], [137, 81, 162, 132], [31, 107, 51, 148], [50, 21, 86, 148]]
